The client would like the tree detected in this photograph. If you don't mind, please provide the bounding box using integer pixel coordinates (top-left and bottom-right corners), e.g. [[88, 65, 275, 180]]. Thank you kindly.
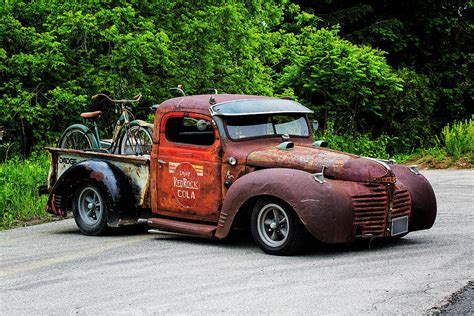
[[279, 26, 402, 135]]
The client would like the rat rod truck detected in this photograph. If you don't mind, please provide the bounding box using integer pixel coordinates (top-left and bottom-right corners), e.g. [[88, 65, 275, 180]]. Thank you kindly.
[[43, 94, 437, 255]]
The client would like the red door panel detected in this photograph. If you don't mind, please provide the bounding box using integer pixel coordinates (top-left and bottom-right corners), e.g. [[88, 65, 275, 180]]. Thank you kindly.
[[154, 112, 222, 223]]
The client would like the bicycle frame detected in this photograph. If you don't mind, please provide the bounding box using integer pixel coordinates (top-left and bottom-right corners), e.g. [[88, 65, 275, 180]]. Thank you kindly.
[[82, 104, 136, 154]]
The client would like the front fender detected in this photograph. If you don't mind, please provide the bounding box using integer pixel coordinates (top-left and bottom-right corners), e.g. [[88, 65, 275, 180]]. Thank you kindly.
[[391, 165, 437, 231], [46, 159, 136, 226], [215, 168, 354, 243]]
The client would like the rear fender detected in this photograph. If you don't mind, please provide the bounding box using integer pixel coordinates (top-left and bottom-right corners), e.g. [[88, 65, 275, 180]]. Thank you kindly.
[[215, 168, 354, 243], [46, 160, 137, 226], [59, 124, 100, 148]]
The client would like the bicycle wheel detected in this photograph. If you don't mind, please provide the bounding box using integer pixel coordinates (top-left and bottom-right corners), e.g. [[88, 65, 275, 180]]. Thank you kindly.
[[119, 124, 153, 155], [58, 124, 95, 150]]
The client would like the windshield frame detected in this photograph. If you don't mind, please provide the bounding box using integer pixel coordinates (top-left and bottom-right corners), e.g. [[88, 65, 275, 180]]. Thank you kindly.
[[210, 98, 313, 117], [223, 113, 312, 142]]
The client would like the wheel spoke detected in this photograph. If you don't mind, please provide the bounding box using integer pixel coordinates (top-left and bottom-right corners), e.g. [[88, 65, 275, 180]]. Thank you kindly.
[[264, 218, 273, 226], [272, 208, 280, 221], [279, 217, 287, 225], [86, 208, 94, 218], [270, 230, 279, 241]]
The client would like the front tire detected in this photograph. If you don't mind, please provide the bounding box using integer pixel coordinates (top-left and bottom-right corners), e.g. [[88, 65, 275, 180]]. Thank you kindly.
[[251, 198, 305, 255], [72, 183, 109, 235]]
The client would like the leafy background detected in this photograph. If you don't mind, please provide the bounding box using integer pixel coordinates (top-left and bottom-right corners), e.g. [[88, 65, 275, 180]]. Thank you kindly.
[[1, 0, 472, 158]]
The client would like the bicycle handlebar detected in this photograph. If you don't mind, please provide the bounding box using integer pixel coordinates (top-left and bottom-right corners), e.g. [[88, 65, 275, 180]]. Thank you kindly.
[[92, 93, 142, 104]]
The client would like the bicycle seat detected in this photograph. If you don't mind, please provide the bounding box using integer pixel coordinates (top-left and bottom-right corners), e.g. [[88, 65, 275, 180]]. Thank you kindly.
[[80, 111, 102, 119]]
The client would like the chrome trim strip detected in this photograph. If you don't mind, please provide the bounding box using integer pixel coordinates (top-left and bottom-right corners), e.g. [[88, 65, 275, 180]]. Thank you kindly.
[[364, 157, 392, 171]]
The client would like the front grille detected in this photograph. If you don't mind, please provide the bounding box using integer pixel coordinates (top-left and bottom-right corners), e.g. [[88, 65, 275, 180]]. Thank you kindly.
[[392, 189, 412, 218], [352, 184, 388, 236], [352, 184, 412, 237]]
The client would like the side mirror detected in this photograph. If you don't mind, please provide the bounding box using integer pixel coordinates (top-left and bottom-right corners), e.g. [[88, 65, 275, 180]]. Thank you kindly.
[[196, 119, 209, 131], [312, 120, 319, 131]]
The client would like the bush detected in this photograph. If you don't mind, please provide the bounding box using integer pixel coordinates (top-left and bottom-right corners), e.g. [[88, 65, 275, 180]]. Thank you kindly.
[[279, 26, 403, 135], [0, 154, 50, 229], [438, 116, 474, 161], [316, 121, 393, 158]]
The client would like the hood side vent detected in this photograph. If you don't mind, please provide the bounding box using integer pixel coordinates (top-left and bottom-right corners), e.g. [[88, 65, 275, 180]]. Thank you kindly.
[[277, 141, 294, 150]]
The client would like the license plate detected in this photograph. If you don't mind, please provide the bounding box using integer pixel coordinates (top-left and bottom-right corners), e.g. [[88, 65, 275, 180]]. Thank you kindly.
[[391, 216, 409, 236]]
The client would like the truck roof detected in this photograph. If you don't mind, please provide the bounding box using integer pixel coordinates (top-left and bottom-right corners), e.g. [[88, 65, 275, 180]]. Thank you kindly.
[[158, 94, 276, 116]]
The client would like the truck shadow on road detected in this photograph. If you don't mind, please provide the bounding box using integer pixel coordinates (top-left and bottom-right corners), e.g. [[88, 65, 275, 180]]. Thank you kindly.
[[55, 225, 423, 256], [151, 229, 424, 256]]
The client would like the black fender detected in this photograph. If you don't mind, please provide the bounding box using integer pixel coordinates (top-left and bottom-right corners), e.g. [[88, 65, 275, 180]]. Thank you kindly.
[[46, 159, 137, 227], [215, 168, 354, 243], [391, 164, 437, 231]]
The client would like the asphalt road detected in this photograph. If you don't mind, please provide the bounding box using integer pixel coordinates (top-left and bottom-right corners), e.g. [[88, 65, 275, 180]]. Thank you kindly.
[[1, 170, 473, 314]]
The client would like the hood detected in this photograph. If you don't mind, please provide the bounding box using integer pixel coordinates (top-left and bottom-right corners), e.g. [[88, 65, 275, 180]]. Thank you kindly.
[[247, 144, 395, 183]]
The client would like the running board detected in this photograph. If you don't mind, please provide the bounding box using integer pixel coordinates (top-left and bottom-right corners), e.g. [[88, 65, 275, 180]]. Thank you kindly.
[[147, 218, 216, 238]]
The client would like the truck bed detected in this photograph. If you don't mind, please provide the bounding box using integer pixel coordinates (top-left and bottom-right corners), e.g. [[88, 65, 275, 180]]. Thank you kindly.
[[46, 147, 150, 208]]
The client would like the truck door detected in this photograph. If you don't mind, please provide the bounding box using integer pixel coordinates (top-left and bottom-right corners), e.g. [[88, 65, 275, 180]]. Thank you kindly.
[[155, 112, 222, 222]]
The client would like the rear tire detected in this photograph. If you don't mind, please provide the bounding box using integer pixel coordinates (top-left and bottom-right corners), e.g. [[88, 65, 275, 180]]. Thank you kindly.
[[59, 125, 94, 150], [251, 198, 305, 255], [72, 183, 109, 236]]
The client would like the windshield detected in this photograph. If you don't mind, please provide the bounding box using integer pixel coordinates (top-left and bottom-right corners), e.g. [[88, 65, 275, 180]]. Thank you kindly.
[[225, 114, 310, 140]]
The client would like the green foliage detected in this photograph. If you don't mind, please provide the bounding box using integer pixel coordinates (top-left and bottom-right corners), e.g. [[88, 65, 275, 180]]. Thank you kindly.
[[295, 0, 473, 130], [438, 116, 474, 161], [0, 0, 471, 160], [316, 121, 393, 159], [279, 26, 403, 135], [0, 1, 290, 154], [169, 2, 285, 96], [393, 117, 474, 167], [0, 154, 50, 229], [382, 68, 438, 152]]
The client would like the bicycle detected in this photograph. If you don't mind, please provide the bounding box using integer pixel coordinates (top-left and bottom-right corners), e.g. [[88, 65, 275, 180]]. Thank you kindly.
[[58, 93, 153, 155]]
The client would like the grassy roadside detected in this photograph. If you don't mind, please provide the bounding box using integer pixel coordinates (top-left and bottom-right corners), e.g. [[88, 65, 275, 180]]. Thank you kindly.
[[394, 149, 473, 169], [0, 154, 55, 230], [394, 116, 473, 169]]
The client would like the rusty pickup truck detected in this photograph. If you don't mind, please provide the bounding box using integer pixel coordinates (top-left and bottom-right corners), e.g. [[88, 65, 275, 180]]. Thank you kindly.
[[43, 94, 437, 255]]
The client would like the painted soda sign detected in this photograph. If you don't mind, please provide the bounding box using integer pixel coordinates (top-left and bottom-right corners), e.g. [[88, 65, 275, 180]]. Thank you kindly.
[[169, 162, 203, 208]]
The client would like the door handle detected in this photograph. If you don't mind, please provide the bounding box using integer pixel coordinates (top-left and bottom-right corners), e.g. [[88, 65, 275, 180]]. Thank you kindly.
[[158, 159, 166, 165]]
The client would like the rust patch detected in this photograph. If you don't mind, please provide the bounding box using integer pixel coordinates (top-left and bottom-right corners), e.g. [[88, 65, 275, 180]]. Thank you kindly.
[[90, 171, 104, 181], [247, 144, 390, 183]]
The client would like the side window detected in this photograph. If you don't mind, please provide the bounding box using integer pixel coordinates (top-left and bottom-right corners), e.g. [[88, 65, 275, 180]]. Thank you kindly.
[[166, 116, 215, 146]]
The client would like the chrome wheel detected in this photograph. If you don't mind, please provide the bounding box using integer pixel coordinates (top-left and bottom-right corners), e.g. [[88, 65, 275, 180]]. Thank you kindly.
[[257, 203, 289, 247], [77, 186, 103, 226], [251, 198, 306, 255]]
